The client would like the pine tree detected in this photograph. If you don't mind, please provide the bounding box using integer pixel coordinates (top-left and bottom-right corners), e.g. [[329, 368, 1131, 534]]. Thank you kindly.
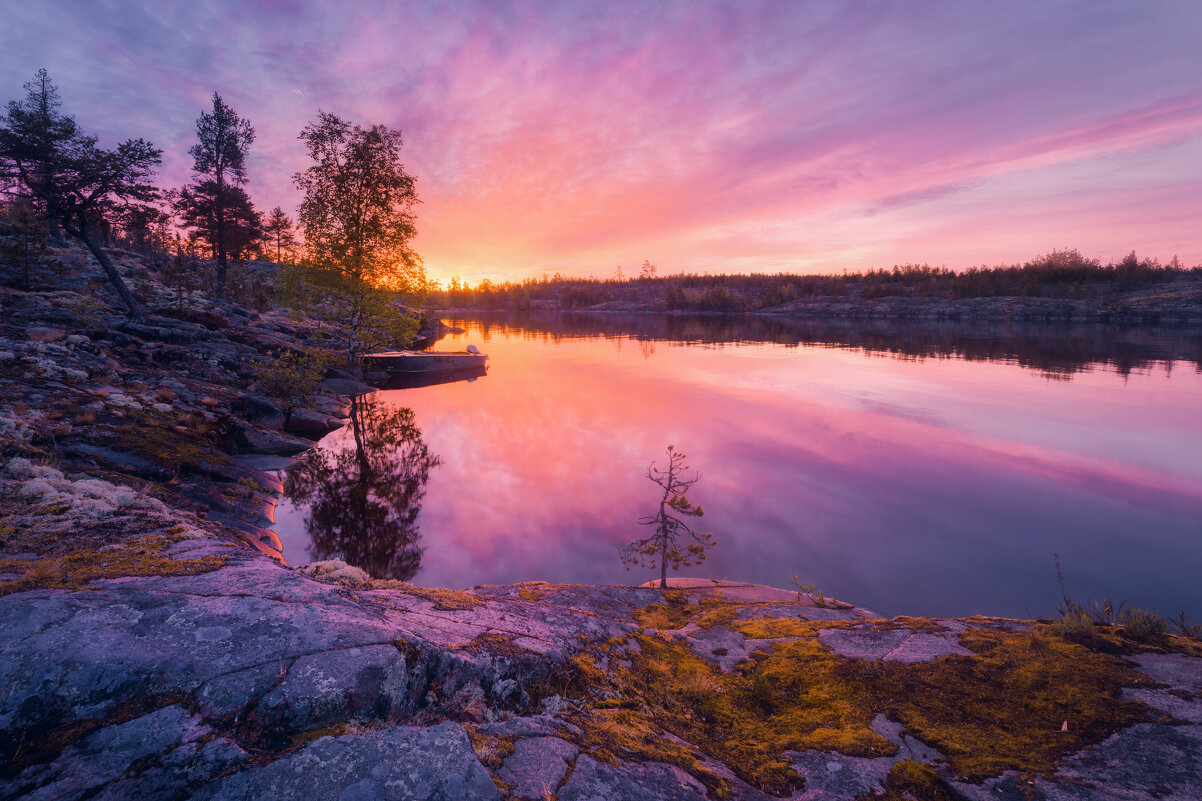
[[263, 206, 296, 263], [185, 93, 255, 291], [620, 446, 715, 588], [0, 70, 160, 318]]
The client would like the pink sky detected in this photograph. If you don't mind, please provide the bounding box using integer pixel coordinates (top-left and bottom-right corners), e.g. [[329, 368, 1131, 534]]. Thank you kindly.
[[3, 2, 1200, 284]]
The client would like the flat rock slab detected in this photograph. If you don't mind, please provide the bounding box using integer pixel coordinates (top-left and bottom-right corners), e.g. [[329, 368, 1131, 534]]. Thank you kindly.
[[557, 755, 710, 801], [1, 705, 218, 801], [818, 624, 973, 663], [498, 736, 579, 799], [192, 722, 500, 801], [953, 723, 1202, 800], [253, 644, 410, 730], [789, 748, 898, 800], [1134, 653, 1202, 691]]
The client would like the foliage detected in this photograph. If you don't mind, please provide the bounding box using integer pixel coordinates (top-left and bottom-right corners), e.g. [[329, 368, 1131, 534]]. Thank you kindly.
[[183, 93, 256, 289], [252, 349, 327, 427], [293, 111, 419, 287], [263, 205, 296, 263], [174, 179, 262, 261], [282, 396, 440, 580], [620, 445, 714, 588], [1053, 554, 1170, 645], [426, 247, 1199, 313], [0, 69, 161, 318], [0, 199, 48, 288], [159, 247, 197, 311], [279, 262, 421, 363], [287, 111, 427, 361]]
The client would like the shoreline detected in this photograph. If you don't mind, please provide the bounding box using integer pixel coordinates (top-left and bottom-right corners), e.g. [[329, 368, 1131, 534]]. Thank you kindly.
[[433, 279, 1202, 327], [2, 250, 1202, 798]]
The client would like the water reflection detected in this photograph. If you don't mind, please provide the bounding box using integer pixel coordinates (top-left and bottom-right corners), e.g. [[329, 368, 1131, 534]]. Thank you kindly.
[[282, 396, 440, 579], [466, 311, 1202, 380], [273, 313, 1202, 619]]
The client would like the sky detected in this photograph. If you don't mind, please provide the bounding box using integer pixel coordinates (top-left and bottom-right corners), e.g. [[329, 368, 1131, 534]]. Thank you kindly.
[[2, 1, 1200, 284]]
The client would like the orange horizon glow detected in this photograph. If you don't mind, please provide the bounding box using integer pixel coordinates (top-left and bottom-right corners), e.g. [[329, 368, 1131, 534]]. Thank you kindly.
[[5, 3, 1200, 286]]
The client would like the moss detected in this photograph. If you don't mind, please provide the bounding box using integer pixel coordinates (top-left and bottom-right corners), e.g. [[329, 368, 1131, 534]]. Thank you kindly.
[[631, 594, 740, 631], [693, 604, 740, 629], [732, 616, 832, 639], [464, 725, 517, 770], [864, 625, 1155, 781], [287, 722, 349, 749], [548, 619, 1166, 794], [110, 412, 220, 473], [871, 759, 959, 801], [559, 633, 885, 795], [517, 581, 551, 603], [573, 708, 730, 798], [373, 581, 483, 610], [0, 533, 224, 596]]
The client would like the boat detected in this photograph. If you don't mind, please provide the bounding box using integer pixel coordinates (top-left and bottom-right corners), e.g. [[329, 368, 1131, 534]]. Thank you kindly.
[[382, 364, 487, 390], [363, 349, 488, 375]]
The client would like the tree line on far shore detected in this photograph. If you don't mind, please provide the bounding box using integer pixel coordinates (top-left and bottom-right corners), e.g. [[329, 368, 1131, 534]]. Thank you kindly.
[[0, 69, 427, 362], [435, 249, 1201, 313]]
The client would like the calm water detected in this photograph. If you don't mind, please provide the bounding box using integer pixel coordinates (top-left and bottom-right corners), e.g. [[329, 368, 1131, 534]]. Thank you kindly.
[[274, 314, 1202, 619]]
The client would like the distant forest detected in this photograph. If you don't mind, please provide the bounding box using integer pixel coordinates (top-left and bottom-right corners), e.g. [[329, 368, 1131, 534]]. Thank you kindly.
[[434, 250, 1201, 312]]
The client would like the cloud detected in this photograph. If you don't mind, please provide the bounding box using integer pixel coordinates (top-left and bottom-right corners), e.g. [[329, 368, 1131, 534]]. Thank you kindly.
[[1, 0, 1199, 280]]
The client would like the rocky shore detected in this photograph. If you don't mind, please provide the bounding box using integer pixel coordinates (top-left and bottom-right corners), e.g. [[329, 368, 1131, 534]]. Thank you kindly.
[[442, 280, 1202, 327], [755, 282, 1202, 326], [3, 249, 1201, 800]]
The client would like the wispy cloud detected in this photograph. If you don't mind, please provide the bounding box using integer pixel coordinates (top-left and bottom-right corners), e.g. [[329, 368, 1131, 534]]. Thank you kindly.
[[1, 0, 1199, 280]]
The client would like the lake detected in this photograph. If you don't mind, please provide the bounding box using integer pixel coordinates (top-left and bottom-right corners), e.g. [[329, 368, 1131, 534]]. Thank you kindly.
[[273, 313, 1202, 620]]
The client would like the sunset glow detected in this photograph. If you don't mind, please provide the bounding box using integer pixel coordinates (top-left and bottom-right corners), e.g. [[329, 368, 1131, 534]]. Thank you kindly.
[[3, 2, 1200, 283]]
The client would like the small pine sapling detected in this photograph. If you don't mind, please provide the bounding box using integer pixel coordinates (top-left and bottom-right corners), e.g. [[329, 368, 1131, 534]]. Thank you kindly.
[[620, 445, 714, 589]]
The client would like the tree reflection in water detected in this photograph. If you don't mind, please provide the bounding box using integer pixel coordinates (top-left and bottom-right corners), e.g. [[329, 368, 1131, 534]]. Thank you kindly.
[[283, 396, 440, 580]]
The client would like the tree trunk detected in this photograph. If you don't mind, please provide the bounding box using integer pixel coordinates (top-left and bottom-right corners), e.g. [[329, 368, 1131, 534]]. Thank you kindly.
[[215, 172, 227, 292], [46, 215, 65, 246], [73, 222, 144, 320], [658, 492, 669, 589]]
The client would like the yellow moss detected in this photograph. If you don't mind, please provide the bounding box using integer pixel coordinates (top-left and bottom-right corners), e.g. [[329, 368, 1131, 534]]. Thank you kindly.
[[693, 604, 739, 629], [373, 581, 483, 610], [518, 581, 551, 602], [575, 708, 729, 798], [632, 605, 685, 630], [876, 759, 958, 801], [464, 725, 517, 770], [288, 722, 349, 749], [870, 616, 951, 633], [732, 616, 828, 639], [551, 620, 1164, 793], [865, 625, 1155, 781], [0, 534, 224, 596], [632, 595, 738, 631]]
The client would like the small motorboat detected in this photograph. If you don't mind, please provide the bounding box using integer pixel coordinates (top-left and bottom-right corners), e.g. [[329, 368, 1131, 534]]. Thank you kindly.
[[382, 364, 488, 389]]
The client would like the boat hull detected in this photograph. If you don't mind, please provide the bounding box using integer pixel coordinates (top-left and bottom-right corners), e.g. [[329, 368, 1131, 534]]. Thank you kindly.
[[364, 350, 488, 374]]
